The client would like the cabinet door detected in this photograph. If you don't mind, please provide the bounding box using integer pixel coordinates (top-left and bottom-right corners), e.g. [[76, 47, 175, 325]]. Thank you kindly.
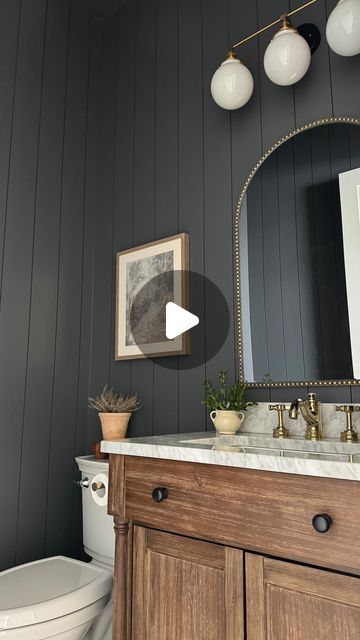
[[132, 526, 244, 640], [246, 553, 360, 640]]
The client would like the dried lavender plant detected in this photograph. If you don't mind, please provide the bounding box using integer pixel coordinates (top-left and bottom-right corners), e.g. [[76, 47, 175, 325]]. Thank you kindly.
[[88, 385, 141, 413]]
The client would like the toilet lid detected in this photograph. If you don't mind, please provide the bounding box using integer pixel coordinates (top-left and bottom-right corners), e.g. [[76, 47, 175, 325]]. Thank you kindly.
[[0, 556, 112, 630]]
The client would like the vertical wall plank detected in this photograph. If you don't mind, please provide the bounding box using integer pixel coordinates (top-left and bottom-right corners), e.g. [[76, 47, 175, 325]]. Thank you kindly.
[[293, 0, 333, 123], [130, 0, 156, 437], [229, 0, 262, 209], [0, 0, 21, 292], [178, 0, 206, 432], [202, 0, 235, 426], [108, 3, 136, 406], [0, 0, 47, 571], [86, 17, 118, 448], [16, 0, 71, 566], [277, 143, 305, 381], [262, 153, 287, 381], [152, 0, 179, 435], [293, 131, 322, 380], [72, 13, 102, 560], [247, 185, 269, 379], [45, 0, 92, 557]]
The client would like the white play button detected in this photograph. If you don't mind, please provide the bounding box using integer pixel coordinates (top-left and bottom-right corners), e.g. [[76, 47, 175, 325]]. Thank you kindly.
[[166, 302, 199, 340]]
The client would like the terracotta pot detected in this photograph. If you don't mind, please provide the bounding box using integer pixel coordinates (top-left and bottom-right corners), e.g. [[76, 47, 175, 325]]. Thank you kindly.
[[99, 412, 131, 440], [209, 410, 245, 435]]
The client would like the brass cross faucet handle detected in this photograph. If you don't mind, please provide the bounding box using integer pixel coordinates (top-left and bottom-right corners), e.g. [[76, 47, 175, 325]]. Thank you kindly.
[[335, 405, 360, 443], [269, 404, 291, 439]]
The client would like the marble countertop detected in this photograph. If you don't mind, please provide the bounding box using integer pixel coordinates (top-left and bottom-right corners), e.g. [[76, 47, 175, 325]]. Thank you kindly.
[[101, 431, 360, 481]]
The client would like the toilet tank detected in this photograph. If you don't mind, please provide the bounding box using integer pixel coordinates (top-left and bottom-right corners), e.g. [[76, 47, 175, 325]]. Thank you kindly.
[[75, 455, 115, 568]]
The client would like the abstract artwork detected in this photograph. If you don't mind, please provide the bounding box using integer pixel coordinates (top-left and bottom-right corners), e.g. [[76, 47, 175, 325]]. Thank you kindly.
[[115, 233, 189, 359]]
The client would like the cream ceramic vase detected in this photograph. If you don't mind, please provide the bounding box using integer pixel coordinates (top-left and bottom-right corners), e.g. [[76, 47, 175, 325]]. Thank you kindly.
[[210, 410, 245, 435], [99, 412, 131, 440]]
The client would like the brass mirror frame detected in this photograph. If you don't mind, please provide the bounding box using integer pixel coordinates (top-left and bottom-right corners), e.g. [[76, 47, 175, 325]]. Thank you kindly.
[[235, 116, 360, 388]]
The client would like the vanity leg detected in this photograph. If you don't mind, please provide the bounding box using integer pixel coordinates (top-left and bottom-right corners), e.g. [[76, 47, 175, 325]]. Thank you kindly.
[[113, 517, 131, 640]]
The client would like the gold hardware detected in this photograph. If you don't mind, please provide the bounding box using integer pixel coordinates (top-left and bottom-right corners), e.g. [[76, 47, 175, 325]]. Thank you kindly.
[[336, 405, 360, 443], [307, 392, 317, 413], [279, 16, 295, 32], [235, 116, 360, 388], [91, 481, 106, 492], [289, 393, 323, 440], [269, 404, 291, 439], [289, 405, 298, 420], [226, 50, 237, 60], [232, 0, 317, 50], [305, 424, 321, 441]]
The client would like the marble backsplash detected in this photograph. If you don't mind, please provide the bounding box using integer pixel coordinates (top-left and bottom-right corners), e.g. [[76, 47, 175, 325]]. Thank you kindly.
[[242, 402, 360, 439]]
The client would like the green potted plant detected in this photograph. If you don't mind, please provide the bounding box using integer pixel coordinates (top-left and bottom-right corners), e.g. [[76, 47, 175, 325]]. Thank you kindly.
[[202, 370, 256, 435], [89, 386, 141, 440]]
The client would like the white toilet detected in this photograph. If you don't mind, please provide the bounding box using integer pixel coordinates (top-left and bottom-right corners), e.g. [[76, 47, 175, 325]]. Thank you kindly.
[[0, 456, 115, 639]]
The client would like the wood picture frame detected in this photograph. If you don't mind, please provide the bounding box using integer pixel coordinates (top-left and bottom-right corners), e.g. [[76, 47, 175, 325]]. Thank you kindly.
[[115, 233, 189, 360]]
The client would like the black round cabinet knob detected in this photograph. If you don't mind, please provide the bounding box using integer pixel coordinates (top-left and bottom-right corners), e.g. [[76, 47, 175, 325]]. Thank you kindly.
[[312, 513, 332, 533], [152, 487, 169, 503]]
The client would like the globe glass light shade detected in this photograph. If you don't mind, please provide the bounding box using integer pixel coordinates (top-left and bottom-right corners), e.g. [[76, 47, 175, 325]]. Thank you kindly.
[[211, 55, 254, 110], [263, 27, 311, 86], [326, 0, 360, 56]]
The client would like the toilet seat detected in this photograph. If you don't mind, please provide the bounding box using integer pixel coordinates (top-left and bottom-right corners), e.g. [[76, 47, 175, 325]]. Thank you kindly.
[[0, 556, 112, 632]]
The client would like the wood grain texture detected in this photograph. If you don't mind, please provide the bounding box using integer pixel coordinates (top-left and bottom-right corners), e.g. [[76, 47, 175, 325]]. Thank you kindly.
[[123, 456, 360, 574], [245, 554, 266, 640], [132, 526, 243, 640], [247, 553, 360, 640], [113, 517, 131, 640], [108, 454, 126, 517]]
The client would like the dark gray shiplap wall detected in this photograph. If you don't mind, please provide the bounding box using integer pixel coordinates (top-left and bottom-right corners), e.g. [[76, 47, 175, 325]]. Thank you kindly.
[[3, 0, 360, 573], [0, 0, 105, 571], [86, 0, 360, 447]]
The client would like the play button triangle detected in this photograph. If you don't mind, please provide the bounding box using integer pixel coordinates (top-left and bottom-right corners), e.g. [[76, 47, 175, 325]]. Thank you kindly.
[[166, 302, 199, 340]]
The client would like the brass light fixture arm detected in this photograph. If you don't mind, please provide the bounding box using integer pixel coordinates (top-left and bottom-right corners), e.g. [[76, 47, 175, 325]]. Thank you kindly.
[[231, 0, 318, 50]]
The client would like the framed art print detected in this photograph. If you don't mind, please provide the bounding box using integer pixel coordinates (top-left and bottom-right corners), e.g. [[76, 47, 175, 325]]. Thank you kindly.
[[115, 233, 189, 360]]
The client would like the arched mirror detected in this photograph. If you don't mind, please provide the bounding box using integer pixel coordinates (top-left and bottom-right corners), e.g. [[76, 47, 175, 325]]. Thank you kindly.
[[235, 117, 360, 387]]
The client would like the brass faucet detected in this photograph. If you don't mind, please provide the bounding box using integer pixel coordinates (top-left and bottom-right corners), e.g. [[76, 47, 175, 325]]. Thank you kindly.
[[289, 392, 323, 441]]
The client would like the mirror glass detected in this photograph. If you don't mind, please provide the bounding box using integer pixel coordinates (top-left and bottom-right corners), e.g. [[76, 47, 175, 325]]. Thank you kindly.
[[237, 121, 360, 385]]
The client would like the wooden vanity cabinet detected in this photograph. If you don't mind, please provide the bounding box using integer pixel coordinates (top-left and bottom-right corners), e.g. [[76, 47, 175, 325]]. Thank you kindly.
[[108, 454, 360, 640], [246, 554, 360, 640], [132, 527, 243, 640]]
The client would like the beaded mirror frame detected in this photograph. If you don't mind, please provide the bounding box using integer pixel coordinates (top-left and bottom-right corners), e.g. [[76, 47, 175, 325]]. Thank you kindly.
[[234, 116, 360, 388]]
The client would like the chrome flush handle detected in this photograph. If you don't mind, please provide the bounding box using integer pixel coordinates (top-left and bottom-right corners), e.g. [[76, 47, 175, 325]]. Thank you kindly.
[[73, 477, 89, 488]]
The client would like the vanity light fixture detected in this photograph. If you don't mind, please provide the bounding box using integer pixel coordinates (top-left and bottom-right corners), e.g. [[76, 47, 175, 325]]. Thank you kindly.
[[211, 0, 320, 110], [326, 0, 360, 56], [263, 16, 311, 86]]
